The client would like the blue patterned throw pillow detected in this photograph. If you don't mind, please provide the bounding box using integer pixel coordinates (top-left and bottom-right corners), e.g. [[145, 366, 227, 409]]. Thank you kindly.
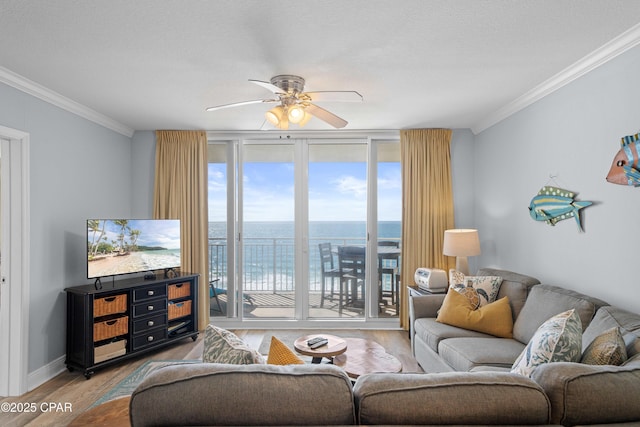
[[511, 309, 582, 377], [449, 269, 503, 307]]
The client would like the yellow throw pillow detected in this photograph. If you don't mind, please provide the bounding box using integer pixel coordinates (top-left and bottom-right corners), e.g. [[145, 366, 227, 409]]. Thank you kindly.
[[436, 289, 513, 338], [267, 336, 305, 365]]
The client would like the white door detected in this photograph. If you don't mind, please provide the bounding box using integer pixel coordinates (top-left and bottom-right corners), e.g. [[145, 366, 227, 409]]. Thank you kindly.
[[0, 126, 30, 396]]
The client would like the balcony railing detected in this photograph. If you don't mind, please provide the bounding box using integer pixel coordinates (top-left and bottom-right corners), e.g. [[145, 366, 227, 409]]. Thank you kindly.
[[208, 237, 399, 293]]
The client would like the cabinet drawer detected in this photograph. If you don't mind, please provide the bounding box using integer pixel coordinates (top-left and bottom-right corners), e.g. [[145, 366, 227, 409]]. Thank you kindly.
[[132, 328, 167, 350], [168, 300, 192, 320], [133, 312, 167, 334], [93, 294, 127, 317], [133, 299, 167, 317], [168, 282, 191, 300], [133, 284, 167, 302], [94, 316, 128, 342]]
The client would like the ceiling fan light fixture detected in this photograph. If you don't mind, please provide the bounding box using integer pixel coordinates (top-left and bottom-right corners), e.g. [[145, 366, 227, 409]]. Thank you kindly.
[[265, 105, 285, 126], [287, 104, 305, 124], [298, 110, 312, 127]]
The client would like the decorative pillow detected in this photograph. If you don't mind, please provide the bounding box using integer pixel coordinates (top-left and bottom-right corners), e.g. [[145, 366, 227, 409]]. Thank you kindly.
[[267, 336, 305, 365], [511, 309, 582, 377], [436, 288, 513, 338], [458, 287, 480, 309], [202, 325, 265, 364], [581, 327, 628, 366], [449, 269, 503, 307]]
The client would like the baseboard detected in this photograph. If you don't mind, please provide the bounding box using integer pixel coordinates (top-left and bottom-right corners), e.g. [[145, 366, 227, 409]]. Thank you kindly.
[[28, 355, 67, 392]]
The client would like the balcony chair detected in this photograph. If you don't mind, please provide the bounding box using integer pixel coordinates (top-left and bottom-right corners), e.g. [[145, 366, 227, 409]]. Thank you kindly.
[[378, 240, 400, 313], [209, 279, 255, 314], [318, 242, 341, 307], [337, 245, 366, 315]]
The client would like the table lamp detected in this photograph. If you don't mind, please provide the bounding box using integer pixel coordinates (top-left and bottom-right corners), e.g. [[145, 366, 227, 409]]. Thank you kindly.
[[442, 229, 481, 275]]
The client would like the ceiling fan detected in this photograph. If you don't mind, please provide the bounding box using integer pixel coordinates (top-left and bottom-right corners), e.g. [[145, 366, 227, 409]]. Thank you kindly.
[[206, 75, 363, 129]]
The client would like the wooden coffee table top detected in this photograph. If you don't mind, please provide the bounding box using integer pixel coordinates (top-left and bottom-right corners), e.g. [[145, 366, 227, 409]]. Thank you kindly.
[[333, 338, 402, 379], [293, 334, 347, 359]]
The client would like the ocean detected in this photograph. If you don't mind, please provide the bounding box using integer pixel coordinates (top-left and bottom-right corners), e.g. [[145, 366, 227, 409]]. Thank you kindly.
[[207, 221, 401, 291]]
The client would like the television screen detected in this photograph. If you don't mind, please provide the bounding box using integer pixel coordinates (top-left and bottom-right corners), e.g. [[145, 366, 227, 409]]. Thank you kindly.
[[87, 219, 181, 279]]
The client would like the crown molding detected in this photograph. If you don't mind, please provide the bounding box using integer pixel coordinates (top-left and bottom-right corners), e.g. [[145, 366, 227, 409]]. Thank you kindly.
[[0, 67, 135, 138], [472, 22, 640, 135]]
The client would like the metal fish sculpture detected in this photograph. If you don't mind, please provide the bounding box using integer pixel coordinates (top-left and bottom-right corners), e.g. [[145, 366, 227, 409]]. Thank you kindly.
[[528, 186, 592, 231], [606, 133, 640, 186]]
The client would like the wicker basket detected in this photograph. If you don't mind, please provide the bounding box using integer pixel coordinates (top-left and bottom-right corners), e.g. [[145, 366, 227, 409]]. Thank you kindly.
[[94, 294, 127, 318], [168, 300, 192, 320], [168, 282, 191, 300], [94, 316, 128, 342]]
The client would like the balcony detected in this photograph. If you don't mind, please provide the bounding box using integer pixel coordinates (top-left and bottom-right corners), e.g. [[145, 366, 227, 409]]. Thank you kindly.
[[208, 237, 400, 318]]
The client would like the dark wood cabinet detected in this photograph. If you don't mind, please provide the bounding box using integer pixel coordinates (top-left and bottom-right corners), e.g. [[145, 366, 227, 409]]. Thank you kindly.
[[65, 273, 199, 378]]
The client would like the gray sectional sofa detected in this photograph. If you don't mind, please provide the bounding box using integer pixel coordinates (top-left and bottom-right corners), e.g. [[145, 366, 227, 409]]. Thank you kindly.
[[127, 268, 640, 426]]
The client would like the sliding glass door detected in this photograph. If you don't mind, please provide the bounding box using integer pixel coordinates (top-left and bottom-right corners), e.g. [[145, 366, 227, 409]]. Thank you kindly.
[[241, 142, 296, 319], [308, 142, 367, 319], [207, 135, 400, 324]]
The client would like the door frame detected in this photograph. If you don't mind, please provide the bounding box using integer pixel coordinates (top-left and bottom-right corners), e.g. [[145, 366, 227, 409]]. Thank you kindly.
[[0, 125, 30, 396]]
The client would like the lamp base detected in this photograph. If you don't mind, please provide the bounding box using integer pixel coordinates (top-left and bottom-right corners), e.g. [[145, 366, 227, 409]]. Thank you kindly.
[[455, 256, 470, 276]]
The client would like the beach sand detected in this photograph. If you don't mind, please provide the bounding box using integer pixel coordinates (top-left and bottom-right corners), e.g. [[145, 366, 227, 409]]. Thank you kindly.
[[88, 252, 146, 277]]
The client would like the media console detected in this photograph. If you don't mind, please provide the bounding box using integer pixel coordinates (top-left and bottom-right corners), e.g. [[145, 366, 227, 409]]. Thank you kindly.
[[65, 272, 199, 379]]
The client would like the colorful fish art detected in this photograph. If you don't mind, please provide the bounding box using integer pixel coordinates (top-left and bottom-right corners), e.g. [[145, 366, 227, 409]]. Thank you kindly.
[[606, 133, 640, 186], [528, 186, 592, 232]]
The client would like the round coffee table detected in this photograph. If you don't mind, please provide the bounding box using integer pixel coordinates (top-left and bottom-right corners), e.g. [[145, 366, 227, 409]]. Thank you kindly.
[[333, 338, 402, 379], [293, 334, 347, 363]]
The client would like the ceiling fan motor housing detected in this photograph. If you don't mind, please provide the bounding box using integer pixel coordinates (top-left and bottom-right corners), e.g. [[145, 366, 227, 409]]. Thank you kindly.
[[271, 75, 305, 94]]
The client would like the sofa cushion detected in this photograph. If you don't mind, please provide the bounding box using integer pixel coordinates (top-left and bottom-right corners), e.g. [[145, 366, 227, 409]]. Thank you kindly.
[[449, 269, 503, 306], [414, 317, 490, 353], [353, 371, 551, 425], [512, 284, 606, 344], [202, 325, 265, 364], [531, 360, 640, 425], [477, 268, 540, 321], [436, 289, 513, 338], [512, 309, 582, 377], [581, 327, 627, 366], [266, 336, 305, 365], [439, 337, 526, 371], [582, 305, 640, 357], [130, 363, 356, 427]]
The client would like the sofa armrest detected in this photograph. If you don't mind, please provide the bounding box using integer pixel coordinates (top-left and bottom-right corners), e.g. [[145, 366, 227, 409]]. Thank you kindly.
[[531, 360, 640, 425], [353, 371, 551, 425], [410, 294, 446, 320]]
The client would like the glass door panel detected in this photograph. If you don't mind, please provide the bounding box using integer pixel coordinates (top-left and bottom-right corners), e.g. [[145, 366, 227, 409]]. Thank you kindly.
[[376, 142, 401, 318], [308, 143, 367, 318], [207, 143, 231, 317], [242, 143, 295, 319]]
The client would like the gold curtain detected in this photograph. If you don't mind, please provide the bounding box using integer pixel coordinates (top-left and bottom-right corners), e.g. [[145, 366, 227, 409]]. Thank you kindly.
[[153, 130, 209, 330], [399, 129, 455, 330]]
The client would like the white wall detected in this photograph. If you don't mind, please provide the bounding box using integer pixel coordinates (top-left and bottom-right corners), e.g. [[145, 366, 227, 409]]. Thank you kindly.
[[474, 44, 640, 313], [0, 82, 133, 374]]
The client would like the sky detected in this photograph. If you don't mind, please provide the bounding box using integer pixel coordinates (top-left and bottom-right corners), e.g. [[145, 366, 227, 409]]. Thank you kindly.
[[208, 161, 401, 222]]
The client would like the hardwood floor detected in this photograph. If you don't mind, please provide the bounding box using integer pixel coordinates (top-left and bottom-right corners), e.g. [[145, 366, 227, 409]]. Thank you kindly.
[[0, 329, 419, 427]]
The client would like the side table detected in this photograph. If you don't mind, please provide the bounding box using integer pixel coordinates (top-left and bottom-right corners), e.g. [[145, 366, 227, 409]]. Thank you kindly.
[[293, 334, 347, 363]]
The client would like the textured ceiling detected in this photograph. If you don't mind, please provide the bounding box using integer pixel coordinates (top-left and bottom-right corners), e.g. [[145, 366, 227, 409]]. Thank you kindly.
[[2, 0, 640, 134]]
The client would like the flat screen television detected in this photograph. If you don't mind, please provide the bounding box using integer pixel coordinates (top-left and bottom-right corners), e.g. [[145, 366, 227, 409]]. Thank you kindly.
[[87, 219, 181, 280]]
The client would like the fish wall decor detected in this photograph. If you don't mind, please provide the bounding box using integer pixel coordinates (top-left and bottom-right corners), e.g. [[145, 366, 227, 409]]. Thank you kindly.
[[606, 132, 640, 186], [528, 186, 592, 232]]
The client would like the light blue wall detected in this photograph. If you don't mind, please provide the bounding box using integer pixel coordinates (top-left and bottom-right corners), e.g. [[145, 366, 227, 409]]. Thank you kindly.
[[131, 130, 156, 217], [0, 82, 133, 372], [474, 45, 640, 313]]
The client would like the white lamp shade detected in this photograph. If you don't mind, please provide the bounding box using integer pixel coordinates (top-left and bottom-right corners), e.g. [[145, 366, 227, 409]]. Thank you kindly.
[[442, 229, 481, 256], [443, 229, 480, 275]]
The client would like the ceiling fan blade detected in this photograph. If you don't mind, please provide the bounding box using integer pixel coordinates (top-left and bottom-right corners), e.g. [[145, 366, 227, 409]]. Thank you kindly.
[[305, 103, 348, 128], [206, 99, 277, 112], [304, 91, 363, 103], [249, 79, 288, 94]]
